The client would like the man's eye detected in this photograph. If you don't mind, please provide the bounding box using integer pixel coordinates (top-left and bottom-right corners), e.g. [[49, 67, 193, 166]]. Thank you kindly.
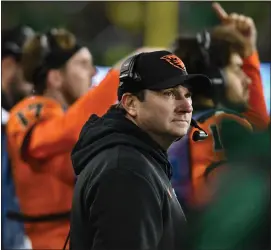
[[185, 92, 192, 98], [163, 91, 175, 97]]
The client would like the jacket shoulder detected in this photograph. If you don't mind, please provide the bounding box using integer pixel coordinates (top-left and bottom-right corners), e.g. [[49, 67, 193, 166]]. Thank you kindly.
[[88, 144, 165, 198], [83, 145, 146, 175], [80, 145, 164, 210]]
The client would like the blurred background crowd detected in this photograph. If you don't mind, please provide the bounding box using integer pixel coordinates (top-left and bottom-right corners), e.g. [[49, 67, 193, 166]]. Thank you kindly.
[[2, 1, 271, 64], [1, 1, 270, 250]]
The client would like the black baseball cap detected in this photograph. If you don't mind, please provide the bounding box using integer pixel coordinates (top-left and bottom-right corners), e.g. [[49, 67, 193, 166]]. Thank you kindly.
[[2, 25, 35, 61], [117, 50, 212, 101]]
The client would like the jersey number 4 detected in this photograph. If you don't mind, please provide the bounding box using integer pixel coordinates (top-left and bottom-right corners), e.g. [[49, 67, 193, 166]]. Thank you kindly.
[[17, 103, 43, 127], [210, 124, 223, 151]]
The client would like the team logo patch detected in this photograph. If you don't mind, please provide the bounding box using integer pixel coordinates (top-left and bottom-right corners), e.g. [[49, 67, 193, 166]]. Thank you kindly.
[[160, 55, 186, 71]]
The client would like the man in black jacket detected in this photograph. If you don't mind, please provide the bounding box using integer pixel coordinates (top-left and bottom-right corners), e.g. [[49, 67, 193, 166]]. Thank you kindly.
[[69, 50, 212, 250]]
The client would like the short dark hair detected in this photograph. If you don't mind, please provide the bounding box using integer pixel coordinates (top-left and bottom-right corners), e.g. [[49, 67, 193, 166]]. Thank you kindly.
[[115, 90, 146, 112]]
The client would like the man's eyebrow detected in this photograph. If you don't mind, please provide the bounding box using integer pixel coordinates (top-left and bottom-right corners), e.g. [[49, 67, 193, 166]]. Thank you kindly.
[[185, 86, 192, 92], [175, 87, 192, 97]]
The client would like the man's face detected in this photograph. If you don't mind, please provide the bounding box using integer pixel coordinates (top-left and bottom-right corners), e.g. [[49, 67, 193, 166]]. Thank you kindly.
[[60, 47, 96, 104], [134, 85, 193, 140], [2, 56, 33, 106], [10, 66, 33, 104], [223, 53, 251, 107]]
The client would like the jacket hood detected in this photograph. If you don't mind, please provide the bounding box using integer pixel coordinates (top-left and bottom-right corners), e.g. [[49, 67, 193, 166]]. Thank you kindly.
[[71, 106, 172, 178]]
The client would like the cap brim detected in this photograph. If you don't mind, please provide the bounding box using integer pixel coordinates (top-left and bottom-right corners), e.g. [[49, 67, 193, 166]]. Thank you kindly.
[[148, 74, 213, 98]]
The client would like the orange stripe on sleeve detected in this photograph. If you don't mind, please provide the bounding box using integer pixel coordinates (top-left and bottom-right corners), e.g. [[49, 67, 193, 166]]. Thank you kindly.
[[242, 52, 270, 130], [28, 69, 119, 159]]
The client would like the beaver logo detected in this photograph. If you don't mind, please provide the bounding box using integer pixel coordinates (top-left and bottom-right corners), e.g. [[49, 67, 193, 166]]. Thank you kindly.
[[160, 55, 186, 71]]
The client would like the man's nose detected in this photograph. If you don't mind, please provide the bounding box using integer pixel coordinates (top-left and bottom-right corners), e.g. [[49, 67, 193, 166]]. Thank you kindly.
[[176, 98, 193, 113]]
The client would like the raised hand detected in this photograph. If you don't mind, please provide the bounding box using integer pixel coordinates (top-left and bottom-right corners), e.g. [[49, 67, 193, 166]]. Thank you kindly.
[[212, 2, 257, 54]]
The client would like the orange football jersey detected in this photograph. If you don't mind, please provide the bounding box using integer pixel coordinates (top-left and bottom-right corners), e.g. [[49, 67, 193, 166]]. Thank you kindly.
[[6, 69, 119, 249]]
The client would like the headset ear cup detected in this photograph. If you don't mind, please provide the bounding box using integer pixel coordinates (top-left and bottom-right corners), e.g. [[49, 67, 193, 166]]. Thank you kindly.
[[197, 31, 211, 67], [209, 68, 226, 105], [196, 31, 227, 104], [195, 31, 211, 73]]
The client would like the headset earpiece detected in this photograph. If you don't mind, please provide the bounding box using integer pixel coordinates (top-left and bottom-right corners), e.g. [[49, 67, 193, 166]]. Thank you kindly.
[[192, 130, 209, 142], [190, 119, 208, 142]]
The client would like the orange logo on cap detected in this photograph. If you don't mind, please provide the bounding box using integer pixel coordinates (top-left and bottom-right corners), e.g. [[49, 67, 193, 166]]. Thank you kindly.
[[160, 54, 186, 71]]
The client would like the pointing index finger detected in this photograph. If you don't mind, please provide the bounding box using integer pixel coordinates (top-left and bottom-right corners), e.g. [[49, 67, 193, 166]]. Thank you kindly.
[[212, 2, 228, 22]]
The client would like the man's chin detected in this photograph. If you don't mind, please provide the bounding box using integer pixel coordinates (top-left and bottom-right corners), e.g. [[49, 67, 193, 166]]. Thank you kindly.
[[170, 127, 189, 138]]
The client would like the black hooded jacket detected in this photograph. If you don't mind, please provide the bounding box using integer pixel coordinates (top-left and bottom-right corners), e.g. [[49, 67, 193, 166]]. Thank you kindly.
[[69, 106, 187, 250]]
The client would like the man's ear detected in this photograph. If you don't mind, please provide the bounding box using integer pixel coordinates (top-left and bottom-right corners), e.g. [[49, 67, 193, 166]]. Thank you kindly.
[[47, 69, 63, 90], [121, 93, 138, 117]]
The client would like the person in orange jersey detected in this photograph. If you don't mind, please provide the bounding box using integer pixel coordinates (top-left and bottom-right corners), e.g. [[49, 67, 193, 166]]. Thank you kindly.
[[168, 3, 269, 212], [6, 28, 121, 249]]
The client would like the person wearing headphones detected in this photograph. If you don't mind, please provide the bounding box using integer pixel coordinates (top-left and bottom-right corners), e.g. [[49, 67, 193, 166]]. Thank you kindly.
[[6, 28, 119, 249], [69, 50, 212, 250], [167, 3, 270, 211]]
